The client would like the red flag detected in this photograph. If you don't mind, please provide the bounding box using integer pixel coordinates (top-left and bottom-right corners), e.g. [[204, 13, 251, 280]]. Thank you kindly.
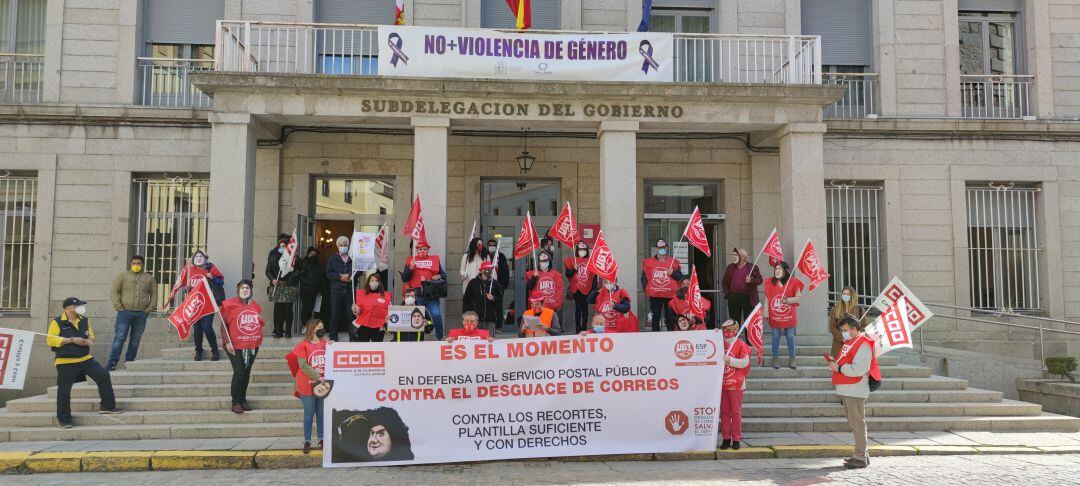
[[167, 278, 218, 340], [743, 303, 765, 365], [587, 230, 619, 282], [402, 195, 429, 247], [687, 266, 706, 319], [794, 239, 830, 291], [505, 0, 531, 29], [165, 263, 192, 305], [762, 228, 783, 265], [682, 206, 711, 257], [374, 223, 390, 265], [394, 0, 405, 25], [547, 202, 579, 248], [513, 212, 541, 260]]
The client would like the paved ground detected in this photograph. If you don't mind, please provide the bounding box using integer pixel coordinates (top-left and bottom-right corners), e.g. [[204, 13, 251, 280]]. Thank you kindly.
[[2, 430, 1079, 453], [7, 454, 1080, 485]]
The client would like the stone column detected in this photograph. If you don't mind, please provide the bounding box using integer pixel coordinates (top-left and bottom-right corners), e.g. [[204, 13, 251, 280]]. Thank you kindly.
[[598, 121, 639, 312], [412, 117, 449, 260], [207, 113, 257, 293], [776, 123, 829, 336]]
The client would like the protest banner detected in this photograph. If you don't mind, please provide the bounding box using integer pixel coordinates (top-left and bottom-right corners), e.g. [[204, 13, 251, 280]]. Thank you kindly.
[[323, 332, 723, 466], [378, 26, 674, 82], [0, 328, 33, 390], [386, 305, 428, 333]]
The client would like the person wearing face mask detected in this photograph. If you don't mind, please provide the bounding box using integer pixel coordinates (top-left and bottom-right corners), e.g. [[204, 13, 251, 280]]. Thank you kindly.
[[401, 241, 447, 339], [668, 280, 712, 329], [287, 319, 332, 453], [520, 292, 562, 337], [525, 250, 565, 316], [48, 297, 125, 428], [829, 286, 867, 356], [463, 261, 503, 334], [722, 248, 763, 325], [764, 261, 804, 369], [578, 314, 609, 335], [586, 278, 638, 333], [641, 239, 684, 332], [447, 311, 494, 342], [564, 241, 596, 333], [351, 273, 391, 342], [266, 233, 301, 338], [459, 237, 490, 295], [220, 280, 265, 414], [297, 247, 326, 327], [107, 255, 157, 371], [828, 315, 881, 470], [388, 288, 434, 342], [486, 239, 510, 329], [326, 236, 359, 342], [720, 318, 750, 451], [178, 250, 225, 362]]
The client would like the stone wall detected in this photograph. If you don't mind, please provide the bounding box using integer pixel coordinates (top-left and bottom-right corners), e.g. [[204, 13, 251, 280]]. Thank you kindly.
[[1050, 0, 1080, 118]]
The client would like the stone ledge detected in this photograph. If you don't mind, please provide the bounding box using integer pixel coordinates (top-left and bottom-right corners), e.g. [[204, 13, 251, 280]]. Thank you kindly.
[[151, 450, 255, 470], [0, 451, 32, 470], [716, 447, 774, 459], [82, 451, 154, 472], [254, 450, 323, 469], [23, 452, 85, 473]]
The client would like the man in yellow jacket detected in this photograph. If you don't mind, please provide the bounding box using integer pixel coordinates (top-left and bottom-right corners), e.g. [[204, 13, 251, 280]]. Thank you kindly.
[[47, 297, 124, 429]]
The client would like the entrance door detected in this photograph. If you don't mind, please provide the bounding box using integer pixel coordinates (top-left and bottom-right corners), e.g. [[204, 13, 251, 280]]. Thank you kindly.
[[480, 179, 561, 328], [643, 181, 725, 328]]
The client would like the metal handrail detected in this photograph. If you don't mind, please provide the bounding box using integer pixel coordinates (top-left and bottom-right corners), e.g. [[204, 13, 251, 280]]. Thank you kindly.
[[960, 74, 1035, 79], [0, 52, 43, 58]]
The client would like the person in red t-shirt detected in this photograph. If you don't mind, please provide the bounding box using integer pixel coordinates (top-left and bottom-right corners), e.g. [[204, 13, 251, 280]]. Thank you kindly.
[[720, 318, 751, 450], [763, 260, 804, 369], [220, 279, 265, 414], [641, 239, 684, 332], [288, 318, 331, 453], [447, 311, 493, 342], [564, 241, 596, 333], [351, 273, 391, 343], [401, 241, 446, 339], [525, 250, 565, 314]]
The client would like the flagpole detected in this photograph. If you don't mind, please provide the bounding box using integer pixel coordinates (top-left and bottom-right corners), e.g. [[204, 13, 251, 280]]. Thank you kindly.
[[750, 228, 777, 271], [207, 278, 233, 351], [725, 303, 761, 357], [0, 327, 55, 338], [780, 239, 810, 298]]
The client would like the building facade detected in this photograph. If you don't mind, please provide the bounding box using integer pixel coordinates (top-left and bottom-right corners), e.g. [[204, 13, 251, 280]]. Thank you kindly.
[[2, 0, 1080, 402]]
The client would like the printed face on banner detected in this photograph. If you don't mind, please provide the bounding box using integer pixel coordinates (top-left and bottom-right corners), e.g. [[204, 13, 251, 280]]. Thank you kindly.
[[238, 310, 261, 335], [387, 306, 427, 333]]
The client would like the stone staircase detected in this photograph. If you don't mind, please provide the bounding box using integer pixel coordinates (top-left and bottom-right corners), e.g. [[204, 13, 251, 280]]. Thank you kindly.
[[0, 336, 1076, 442]]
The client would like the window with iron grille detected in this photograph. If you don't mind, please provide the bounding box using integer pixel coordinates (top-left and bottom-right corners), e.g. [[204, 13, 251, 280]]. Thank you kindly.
[[825, 181, 884, 305], [0, 172, 36, 313], [966, 182, 1041, 312], [130, 175, 210, 310]]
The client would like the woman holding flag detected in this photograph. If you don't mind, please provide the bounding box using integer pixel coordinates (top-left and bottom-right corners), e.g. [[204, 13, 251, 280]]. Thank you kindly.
[[720, 318, 751, 450], [266, 233, 300, 338], [459, 237, 489, 295], [587, 278, 636, 333], [764, 260, 803, 369], [173, 250, 225, 362], [564, 241, 595, 333]]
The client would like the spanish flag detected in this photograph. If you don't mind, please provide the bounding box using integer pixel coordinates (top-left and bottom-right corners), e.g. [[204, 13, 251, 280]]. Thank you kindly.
[[505, 0, 531, 29]]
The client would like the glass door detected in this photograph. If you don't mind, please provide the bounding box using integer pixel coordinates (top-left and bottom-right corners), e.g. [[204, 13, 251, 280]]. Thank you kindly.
[[643, 181, 725, 327], [480, 180, 561, 330]]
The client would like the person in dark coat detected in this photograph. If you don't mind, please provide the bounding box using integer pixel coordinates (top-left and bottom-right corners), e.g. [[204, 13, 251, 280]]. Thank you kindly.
[[462, 261, 503, 334], [266, 233, 301, 338], [297, 247, 325, 330]]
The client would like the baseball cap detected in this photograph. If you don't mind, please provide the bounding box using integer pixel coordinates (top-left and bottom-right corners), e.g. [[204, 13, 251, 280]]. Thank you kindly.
[[63, 297, 87, 308]]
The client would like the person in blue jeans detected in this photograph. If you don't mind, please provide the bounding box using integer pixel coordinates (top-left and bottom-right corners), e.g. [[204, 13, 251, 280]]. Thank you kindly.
[[107, 255, 157, 371]]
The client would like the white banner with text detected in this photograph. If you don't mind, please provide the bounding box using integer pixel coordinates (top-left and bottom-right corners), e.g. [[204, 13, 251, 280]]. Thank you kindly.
[[0, 328, 33, 390], [377, 26, 674, 82], [323, 332, 723, 466]]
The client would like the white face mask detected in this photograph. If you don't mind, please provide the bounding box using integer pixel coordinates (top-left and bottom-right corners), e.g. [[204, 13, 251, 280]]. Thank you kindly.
[[75, 305, 87, 316], [193, 256, 206, 266], [488, 245, 497, 253], [842, 330, 852, 341], [604, 283, 615, 291], [577, 250, 587, 257], [404, 296, 416, 305], [278, 245, 285, 253], [841, 294, 852, 303], [540, 261, 550, 271], [369, 281, 380, 291], [239, 287, 252, 299], [338, 246, 348, 254]]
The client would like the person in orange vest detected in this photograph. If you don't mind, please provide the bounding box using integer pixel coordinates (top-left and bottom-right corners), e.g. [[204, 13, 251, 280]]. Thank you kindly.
[[401, 241, 446, 339], [525, 250, 565, 317], [447, 311, 493, 343], [351, 273, 391, 342], [564, 241, 596, 333], [587, 278, 638, 333], [829, 315, 881, 469], [641, 239, 683, 332], [519, 292, 562, 337], [720, 318, 751, 451], [220, 280, 265, 414]]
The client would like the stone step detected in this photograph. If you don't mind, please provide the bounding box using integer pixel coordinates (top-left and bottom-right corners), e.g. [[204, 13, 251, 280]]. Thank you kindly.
[[159, 344, 299, 360], [748, 365, 931, 379], [745, 377, 967, 392], [5, 395, 301, 413], [109, 371, 292, 386], [124, 359, 290, 373], [742, 400, 1044, 418], [742, 388, 1003, 404], [0, 421, 303, 442], [0, 409, 303, 428], [48, 383, 295, 399], [742, 412, 1080, 433]]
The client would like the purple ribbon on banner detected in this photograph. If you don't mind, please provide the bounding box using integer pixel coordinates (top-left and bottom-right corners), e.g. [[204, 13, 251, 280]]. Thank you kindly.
[[388, 33, 409, 67], [639, 40, 659, 74]]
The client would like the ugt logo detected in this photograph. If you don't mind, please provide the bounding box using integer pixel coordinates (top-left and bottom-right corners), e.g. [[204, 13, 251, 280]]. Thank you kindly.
[[673, 340, 694, 360], [183, 293, 205, 320], [664, 410, 689, 435]]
